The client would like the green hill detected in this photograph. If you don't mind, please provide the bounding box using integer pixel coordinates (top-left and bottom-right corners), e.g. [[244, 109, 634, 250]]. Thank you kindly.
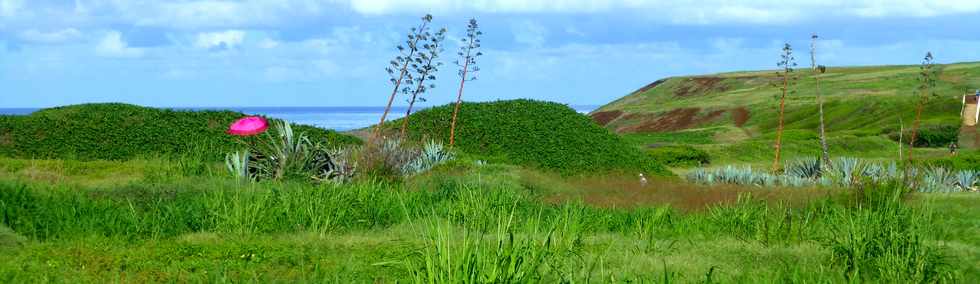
[[594, 62, 980, 163], [0, 103, 360, 161], [389, 99, 669, 175]]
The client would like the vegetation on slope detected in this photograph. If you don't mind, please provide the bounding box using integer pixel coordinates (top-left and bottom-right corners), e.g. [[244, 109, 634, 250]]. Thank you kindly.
[[386, 99, 668, 175], [594, 62, 980, 153], [0, 103, 360, 161]]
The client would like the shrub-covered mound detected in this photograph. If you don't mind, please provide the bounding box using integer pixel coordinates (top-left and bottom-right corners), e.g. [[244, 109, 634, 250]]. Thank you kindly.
[[388, 99, 669, 175], [0, 103, 360, 161]]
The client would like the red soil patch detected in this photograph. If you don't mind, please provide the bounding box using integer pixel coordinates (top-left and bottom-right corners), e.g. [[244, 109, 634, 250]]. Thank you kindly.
[[966, 96, 978, 104], [673, 77, 727, 97], [631, 78, 668, 95], [0, 132, 11, 147], [542, 175, 839, 212], [617, 108, 725, 133], [730, 107, 750, 127], [590, 110, 623, 126]]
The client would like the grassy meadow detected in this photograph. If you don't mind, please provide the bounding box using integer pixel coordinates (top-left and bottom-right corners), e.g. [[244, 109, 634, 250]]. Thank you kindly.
[[0, 154, 977, 282]]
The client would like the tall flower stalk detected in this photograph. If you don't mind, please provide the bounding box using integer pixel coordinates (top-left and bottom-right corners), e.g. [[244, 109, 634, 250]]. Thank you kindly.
[[907, 52, 938, 162], [400, 28, 447, 138], [375, 14, 432, 139], [449, 19, 483, 148], [811, 34, 832, 170], [773, 43, 797, 173]]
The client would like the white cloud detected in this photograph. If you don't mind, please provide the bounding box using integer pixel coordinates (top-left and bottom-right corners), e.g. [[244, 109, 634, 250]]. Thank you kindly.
[[0, 0, 24, 18], [258, 38, 280, 49], [194, 30, 246, 50], [345, 0, 980, 24], [4, 1, 980, 29], [95, 31, 144, 58], [99, 0, 329, 29], [711, 38, 745, 51], [564, 26, 586, 37], [18, 28, 83, 44], [512, 21, 547, 48]]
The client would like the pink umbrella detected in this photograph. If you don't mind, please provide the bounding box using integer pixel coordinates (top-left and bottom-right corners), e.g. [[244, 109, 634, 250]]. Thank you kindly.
[[228, 116, 269, 136]]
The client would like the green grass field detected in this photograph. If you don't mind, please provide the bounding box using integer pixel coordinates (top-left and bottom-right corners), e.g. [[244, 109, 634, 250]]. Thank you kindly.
[[0, 157, 977, 282]]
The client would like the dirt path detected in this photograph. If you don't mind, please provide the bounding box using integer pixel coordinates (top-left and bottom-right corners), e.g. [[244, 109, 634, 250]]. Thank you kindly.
[[959, 95, 979, 149], [963, 98, 977, 126]]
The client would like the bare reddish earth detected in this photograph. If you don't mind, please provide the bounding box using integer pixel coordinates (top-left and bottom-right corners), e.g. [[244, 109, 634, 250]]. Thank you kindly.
[[673, 77, 727, 97], [590, 110, 623, 126], [731, 107, 750, 127], [616, 108, 726, 133]]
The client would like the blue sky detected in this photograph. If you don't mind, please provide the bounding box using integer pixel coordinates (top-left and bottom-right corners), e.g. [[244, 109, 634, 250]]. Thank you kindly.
[[2, 1, 980, 108]]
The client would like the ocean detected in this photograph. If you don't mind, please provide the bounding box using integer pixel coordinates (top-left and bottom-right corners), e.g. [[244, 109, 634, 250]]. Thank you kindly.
[[0, 105, 599, 131]]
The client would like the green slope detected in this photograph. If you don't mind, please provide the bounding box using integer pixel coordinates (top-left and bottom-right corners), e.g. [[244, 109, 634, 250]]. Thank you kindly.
[[594, 62, 980, 163], [388, 99, 669, 175], [0, 103, 361, 161]]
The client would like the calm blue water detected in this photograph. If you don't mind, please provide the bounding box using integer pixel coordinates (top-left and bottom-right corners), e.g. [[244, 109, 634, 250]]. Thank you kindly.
[[0, 105, 599, 131]]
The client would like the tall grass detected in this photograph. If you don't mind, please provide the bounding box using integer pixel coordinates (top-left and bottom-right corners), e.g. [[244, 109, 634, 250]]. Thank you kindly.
[[0, 159, 968, 282]]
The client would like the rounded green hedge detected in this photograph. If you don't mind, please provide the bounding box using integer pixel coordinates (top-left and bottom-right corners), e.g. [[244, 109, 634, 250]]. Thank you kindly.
[[647, 145, 711, 167], [0, 103, 360, 161], [388, 99, 669, 175], [884, 124, 960, 147]]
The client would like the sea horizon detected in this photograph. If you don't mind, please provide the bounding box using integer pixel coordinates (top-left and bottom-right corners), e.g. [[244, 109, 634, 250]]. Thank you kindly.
[[0, 105, 600, 131]]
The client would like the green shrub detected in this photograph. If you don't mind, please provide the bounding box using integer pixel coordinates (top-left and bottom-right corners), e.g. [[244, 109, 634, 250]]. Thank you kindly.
[[0, 103, 360, 161], [647, 145, 710, 167], [884, 124, 959, 147], [387, 99, 668, 175]]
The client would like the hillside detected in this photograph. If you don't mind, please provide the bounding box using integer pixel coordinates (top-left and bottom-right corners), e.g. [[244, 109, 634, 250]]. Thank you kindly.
[[0, 103, 361, 161], [593, 62, 980, 162], [387, 99, 669, 175]]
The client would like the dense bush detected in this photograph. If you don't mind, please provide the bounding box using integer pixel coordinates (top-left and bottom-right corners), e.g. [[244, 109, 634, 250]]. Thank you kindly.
[[0, 103, 360, 161], [647, 145, 710, 167], [884, 124, 959, 147], [387, 99, 668, 175]]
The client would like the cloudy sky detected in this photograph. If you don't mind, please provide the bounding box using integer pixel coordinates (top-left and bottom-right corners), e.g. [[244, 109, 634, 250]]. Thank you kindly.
[[2, 1, 979, 108]]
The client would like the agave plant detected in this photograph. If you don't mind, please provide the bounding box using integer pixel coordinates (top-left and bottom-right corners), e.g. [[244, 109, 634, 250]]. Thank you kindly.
[[954, 170, 977, 192], [225, 150, 251, 181], [920, 166, 956, 193], [885, 162, 899, 180], [828, 157, 865, 187], [320, 146, 357, 183], [253, 121, 314, 180], [785, 157, 821, 179], [403, 141, 455, 175], [778, 175, 811, 187]]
